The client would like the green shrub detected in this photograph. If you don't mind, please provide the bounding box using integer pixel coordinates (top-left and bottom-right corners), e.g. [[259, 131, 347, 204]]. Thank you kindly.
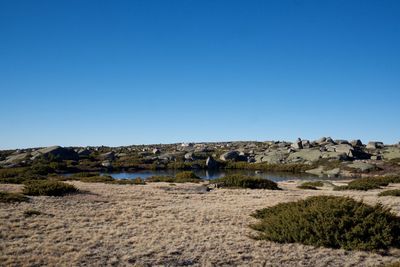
[[147, 175, 176, 183], [23, 209, 42, 217], [71, 172, 100, 178], [379, 189, 400, 197], [297, 184, 318, 190], [224, 162, 310, 173], [213, 175, 280, 190], [110, 178, 146, 185], [334, 177, 390, 191], [251, 196, 400, 251], [78, 175, 115, 183], [23, 180, 78, 196], [147, 173, 202, 183], [297, 181, 324, 190], [385, 262, 400, 267], [175, 171, 202, 182], [0, 191, 29, 203]]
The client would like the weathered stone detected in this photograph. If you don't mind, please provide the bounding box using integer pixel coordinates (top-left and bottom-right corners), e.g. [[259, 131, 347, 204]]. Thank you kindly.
[[31, 146, 78, 161], [305, 166, 325, 176], [347, 162, 376, 172], [382, 147, 400, 160], [366, 141, 384, 149], [153, 148, 161, 154], [206, 156, 219, 169], [291, 138, 303, 149], [100, 152, 115, 161], [333, 144, 354, 156], [184, 152, 193, 160], [287, 149, 322, 162], [350, 139, 363, 147], [219, 151, 239, 161]]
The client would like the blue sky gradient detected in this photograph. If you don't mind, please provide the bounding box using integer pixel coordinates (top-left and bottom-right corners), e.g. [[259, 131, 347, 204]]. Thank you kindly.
[[1, 0, 399, 149]]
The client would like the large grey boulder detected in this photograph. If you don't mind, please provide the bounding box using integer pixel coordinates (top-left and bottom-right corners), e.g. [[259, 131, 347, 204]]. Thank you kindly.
[[31, 146, 78, 160], [366, 141, 384, 149], [333, 144, 354, 157], [255, 151, 287, 164], [291, 138, 303, 149], [206, 156, 219, 169], [350, 139, 363, 147], [287, 149, 322, 162], [219, 151, 239, 161], [2, 152, 30, 165], [100, 151, 115, 161], [347, 162, 376, 172]]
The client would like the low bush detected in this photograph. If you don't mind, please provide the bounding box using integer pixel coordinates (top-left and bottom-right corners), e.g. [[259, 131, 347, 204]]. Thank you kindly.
[[23, 180, 78, 196], [70, 172, 100, 178], [175, 171, 202, 182], [78, 175, 115, 183], [213, 175, 280, 190], [379, 189, 400, 197], [147, 172, 202, 183], [334, 177, 390, 191], [0, 191, 29, 203], [224, 162, 310, 173], [147, 176, 176, 183], [251, 196, 400, 251], [297, 181, 324, 190], [110, 178, 146, 185], [23, 209, 42, 217]]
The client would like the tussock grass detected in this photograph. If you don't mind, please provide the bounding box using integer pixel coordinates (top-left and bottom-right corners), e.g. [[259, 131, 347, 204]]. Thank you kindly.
[[148, 171, 202, 183], [0, 191, 29, 203], [23, 209, 42, 217], [334, 177, 390, 191], [213, 175, 280, 190], [23, 180, 78, 196], [297, 181, 324, 190], [379, 189, 400, 197], [251, 196, 400, 251]]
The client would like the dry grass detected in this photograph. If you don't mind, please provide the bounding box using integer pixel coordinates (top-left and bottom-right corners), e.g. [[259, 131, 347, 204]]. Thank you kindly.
[[1, 181, 400, 266]]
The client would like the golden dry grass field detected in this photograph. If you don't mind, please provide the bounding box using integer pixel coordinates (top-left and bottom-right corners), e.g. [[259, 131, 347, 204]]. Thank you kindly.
[[1, 181, 400, 266]]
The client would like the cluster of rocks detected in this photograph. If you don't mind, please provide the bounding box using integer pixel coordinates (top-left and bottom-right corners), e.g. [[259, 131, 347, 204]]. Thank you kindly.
[[1, 138, 399, 176]]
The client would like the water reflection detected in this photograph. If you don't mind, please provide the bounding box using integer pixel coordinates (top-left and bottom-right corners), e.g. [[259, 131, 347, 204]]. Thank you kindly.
[[103, 169, 329, 182]]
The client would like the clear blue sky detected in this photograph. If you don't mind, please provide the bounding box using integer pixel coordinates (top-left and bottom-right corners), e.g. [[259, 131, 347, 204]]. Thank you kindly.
[[1, 0, 399, 149]]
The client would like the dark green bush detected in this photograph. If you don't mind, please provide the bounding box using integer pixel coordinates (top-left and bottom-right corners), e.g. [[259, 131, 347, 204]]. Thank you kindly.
[[175, 171, 202, 182], [147, 172, 202, 183], [379, 189, 400, 197], [297, 181, 324, 190], [23, 180, 78, 196], [23, 209, 42, 217], [334, 177, 390, 191], [78, 175, 115, 183], [109, 178, 146, 185], [0, 191, 29, 203], [71, 172, 100, 178], [224, 162, 310, 173], [213, 175, 280, 190], [147, 175, 176, 183], [251, 196, 400, 251]]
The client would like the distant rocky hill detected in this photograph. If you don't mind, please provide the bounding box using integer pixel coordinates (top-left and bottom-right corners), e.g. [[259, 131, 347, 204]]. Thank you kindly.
[[1, 138, 399, 177]]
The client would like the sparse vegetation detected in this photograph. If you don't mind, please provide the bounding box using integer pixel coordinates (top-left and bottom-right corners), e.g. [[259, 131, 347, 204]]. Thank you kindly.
[[251, 196, 400, 251], [0, 191, 28, 203], [147, 171, 202, 183], [334, 177, 390, 191], [23, 209, 42, 217], [213, 175, 280, 190], [297, 181, 324, 190], [379, 189, 400, 197], [224, 162, 311, 173], [22, 180, 78, 196]]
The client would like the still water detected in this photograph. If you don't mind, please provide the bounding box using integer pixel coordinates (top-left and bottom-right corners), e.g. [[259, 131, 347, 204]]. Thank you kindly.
[[102, 169, 326, 182]]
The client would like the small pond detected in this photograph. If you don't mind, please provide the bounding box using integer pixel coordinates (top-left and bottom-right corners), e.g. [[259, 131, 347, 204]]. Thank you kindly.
[[101, 169, 341, 182]]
